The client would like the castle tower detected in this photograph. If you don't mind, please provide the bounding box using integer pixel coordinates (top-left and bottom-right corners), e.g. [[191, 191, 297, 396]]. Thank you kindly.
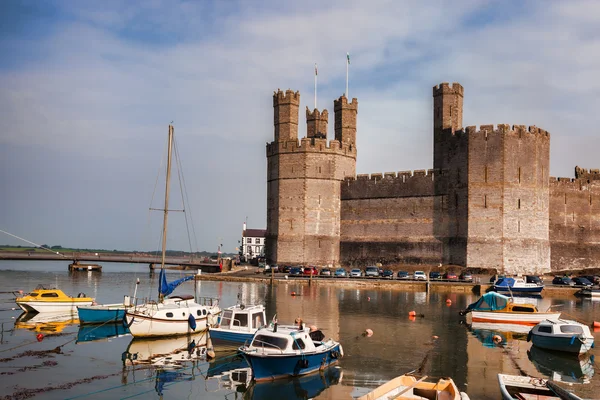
[[433, 83, 464, 170], [334, 95, 358, 147], [273, 89, 300, 142], [266, 92, 357, 267], [306, 108, 328, 138]]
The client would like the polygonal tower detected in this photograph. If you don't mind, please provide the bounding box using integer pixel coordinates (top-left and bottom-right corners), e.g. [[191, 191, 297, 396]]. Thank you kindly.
[[266, 91, 357, 267]]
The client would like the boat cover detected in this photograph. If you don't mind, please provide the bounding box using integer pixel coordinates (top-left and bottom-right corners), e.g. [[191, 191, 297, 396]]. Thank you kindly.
[[158, 269, 195, 297], [494, 278, 515, 288], [466, 292, 510, 312]]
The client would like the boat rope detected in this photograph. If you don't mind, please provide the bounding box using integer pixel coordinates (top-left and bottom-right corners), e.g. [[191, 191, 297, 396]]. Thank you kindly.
[[64, 351, 242, 399], [0, 229, 68, 258]]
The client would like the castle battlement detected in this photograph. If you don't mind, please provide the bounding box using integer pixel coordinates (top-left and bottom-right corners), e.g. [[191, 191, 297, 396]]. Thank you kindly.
[[344, 168, 442, 183], [333, 95, 358, 110], [433, 82, 464, 97], [273, 89, 300, 105], [342, 169, 442, 200], [439, 124, 550, 139], [306, 108, 329, 120], [575, 166, 600, 180], [550, 176, 600, 188], [266, 138, 357, 157]]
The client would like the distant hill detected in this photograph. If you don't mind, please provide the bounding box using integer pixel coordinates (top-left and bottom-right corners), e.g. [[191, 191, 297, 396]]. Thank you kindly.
[[0, 245, 236, 258]]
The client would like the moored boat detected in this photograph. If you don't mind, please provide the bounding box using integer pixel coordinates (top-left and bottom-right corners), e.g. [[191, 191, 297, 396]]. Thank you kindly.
[[209, 304, 266, 344], [356, 374, 470, 400], [238, 323, 343, 382], [77, 279, 140, 325], [577, 287, 600, 298], [460, 292, 560, 326], [498, 374, 583, 400], [528, 319, 595, 354], [15, 285, 94, 313], [494, 277, 544, 294]]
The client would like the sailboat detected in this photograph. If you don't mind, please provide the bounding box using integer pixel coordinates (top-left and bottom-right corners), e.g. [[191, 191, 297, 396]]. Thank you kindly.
[[124, 125, 221, 338]]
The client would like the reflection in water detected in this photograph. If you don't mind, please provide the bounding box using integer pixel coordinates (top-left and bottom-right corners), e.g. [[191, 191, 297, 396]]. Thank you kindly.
[[469, 324, 528, 348], [76, 322, 130, 343], [528, 346, 595, 384], [14, 311, 79, 334]]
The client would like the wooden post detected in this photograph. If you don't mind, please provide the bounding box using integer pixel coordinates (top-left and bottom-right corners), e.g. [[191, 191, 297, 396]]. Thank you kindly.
[[270, 265, 274, 285]]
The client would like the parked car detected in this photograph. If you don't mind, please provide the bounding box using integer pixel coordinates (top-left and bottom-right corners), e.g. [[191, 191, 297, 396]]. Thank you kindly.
[[552, 276, 575, 286], [289, 267, 302, 276], [397, 271, 410, 280], [320, 268, 332, 277], [350, 268, 363, 278], [382, 269, 394, 279], [443, 272, 458, 280], [279, 265, 291, 273], [413, 271, 427, 281], [303, 266, 318, 276], [459, 272, 473, 282], [263, 264, 279, 274], [572, 277, 593, 287], [581, 275, 600, 285], [365, 266, 380, 278], [334, 268, 347, 278], [429, 271, 442, 280], [525, 275, 544, 285]]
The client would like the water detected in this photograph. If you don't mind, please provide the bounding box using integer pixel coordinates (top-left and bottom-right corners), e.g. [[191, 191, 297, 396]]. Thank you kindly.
[[1, 261, 599, 399]]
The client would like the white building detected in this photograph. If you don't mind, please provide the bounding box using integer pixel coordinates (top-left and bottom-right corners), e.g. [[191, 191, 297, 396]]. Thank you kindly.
[[241, 222, 266, 262]]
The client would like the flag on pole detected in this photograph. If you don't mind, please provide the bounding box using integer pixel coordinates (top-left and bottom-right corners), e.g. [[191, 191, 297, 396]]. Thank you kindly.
[[315, 63, 318, 76], [347, 52, 350, 64]]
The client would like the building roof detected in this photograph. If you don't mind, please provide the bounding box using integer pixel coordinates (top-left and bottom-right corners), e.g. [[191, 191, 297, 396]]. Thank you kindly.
[[243, 229, 266, 238]]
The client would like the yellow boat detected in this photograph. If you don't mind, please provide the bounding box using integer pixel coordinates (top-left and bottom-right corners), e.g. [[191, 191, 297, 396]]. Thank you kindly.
[[15, 285, 94, 313], [357, 375, 470, 400]]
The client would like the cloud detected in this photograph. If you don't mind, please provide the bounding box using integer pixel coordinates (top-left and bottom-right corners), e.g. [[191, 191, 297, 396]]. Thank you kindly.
[[1, 0, 598, 252]]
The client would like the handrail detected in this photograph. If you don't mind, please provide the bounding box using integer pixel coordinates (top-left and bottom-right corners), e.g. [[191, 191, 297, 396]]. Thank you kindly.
[[250, 338, 285, 354]]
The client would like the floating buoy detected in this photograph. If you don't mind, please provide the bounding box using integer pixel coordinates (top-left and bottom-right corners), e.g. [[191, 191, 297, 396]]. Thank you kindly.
[[432, 335, 439, 340], [36, 333, 44, 342], [363, 328, 373, 337], [409, 315, 416, 322], [493, 335, 502, 344], [446, 299, 452, 305], [367, 297, 370, 301], [594, 321, 600, 328], [409, 311, 417, 317]]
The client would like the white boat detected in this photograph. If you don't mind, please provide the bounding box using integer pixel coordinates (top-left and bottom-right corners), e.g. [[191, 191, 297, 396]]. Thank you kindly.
[[15, 285, 94, 313], [528, 319, 595, 354], [209, 304, 266, 344], [356, 374, 470, 400], [577, 287, 600, 298], [494, 277, 544, 294], [498, 374, 583, 400], [461, 292, 560, 326], [124, 125, 220, 338], [238, 323, 342, 382]]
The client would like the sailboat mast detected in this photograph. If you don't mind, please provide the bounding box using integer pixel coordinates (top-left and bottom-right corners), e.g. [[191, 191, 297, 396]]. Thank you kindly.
[[160, 125, 174, 272]]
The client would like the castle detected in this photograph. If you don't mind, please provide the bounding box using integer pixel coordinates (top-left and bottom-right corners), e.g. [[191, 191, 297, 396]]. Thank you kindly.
[[265, 83, 600, 275]]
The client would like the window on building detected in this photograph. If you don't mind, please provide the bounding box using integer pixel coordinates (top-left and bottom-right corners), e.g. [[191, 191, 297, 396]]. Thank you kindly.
[[247, 238, 252, 244], [255, 238, 260, 244]]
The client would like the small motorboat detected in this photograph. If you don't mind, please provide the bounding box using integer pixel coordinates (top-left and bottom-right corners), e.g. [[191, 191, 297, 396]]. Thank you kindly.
[[577, 287, 600, 298], [209, 303, 266, 344], [528, 319, 595, 354], [77, 279, 140, 325], [494, 277, 544, 294], [460, 292, 560, 326], [238, 322, 342, 382], [498, 374, 583, 400], [356, 374, 470, 400], [15, 285, 94, 313]]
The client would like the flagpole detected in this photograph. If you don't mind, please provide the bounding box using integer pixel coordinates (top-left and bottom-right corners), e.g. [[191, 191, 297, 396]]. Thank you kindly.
[[346, 52, 350, 98], [314, 63, 317, 109]]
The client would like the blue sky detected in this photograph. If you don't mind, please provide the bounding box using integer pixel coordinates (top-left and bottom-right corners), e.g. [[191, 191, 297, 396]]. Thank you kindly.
[[1, 0, 599, 254]]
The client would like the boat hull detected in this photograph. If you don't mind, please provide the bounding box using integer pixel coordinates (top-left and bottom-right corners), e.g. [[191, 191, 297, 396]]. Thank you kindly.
[[77, 304, 126, 325], [494, 286, 544, 294], [469, 311, 561, 325], [209, 327, 255, 344], [17, 300, 94, 314], [531, 332, 594, 354], [241, 343, 342, 382]]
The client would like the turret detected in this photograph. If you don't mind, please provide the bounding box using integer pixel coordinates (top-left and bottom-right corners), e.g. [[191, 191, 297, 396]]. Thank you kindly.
[[306, 108, 328, 139], [273, 89, 300, 142], [334, 95, 358, 146], [433, 82, 463, 132]]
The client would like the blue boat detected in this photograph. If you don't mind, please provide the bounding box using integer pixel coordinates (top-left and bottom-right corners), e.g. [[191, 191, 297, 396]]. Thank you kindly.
[[209, 304, 266, 345], [494, 277, 544, 294], [238, 323, 343, 382], [77, 303, 129, 325], [76, 322, 130, 343]]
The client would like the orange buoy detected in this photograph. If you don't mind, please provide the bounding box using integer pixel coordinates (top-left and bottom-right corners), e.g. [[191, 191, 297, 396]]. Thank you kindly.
[[493, 335, 502, 344], [409, 315, 416, 322], [291, 292, 296, 296], [408, 311, 416, 316], [364, 328, 373, 337], [36, 333, 44, 342], [432, 335, 439, 340], [446, 299, 452, 305], [593, 321, 600, 328]]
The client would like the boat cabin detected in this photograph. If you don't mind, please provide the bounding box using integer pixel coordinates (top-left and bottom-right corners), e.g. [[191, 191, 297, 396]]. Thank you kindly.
[[466, 292, 539, 313], [248, 324, 325, 355], [218, 305, 266, 333]]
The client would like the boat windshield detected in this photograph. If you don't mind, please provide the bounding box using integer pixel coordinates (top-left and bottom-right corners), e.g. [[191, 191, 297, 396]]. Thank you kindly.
[[560, 325, 584, 334], [252, 334, 289, 351], [221, 310, 233, 327], [466, 292, 510, 311]]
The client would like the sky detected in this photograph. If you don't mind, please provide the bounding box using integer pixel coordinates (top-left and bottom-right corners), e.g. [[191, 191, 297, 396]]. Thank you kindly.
[[1, 0, 599, 254]]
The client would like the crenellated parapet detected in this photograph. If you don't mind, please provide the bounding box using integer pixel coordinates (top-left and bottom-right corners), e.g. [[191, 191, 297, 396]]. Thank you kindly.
[[432, 82, 464, 97], [334, 95, 358, 147], [575, 166, 600, 181], [342, 169, 446, 200], [273, 89, 301, 142], [306, 108, 329, 139], [266, 137, 357, 158], [437, 124, 551, 142]]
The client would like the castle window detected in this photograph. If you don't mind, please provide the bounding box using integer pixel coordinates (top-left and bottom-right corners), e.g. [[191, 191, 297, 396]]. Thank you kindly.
[[319, 195, 321, 205], [484, 166, 488, 183], [290, 220, 293, 230], [518, 199, 521, 209], [318, 240, 321, 248], [573, 212, 575, 221], [484, 195, 487, 208], [518, 220, 520, 233], [518, 167, 521, 184], [565, 193, 567, 204], [318, 166, 321, 174]]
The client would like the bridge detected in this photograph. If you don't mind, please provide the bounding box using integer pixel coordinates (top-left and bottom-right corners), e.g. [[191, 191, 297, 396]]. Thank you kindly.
[[0, 251, 222, 273]]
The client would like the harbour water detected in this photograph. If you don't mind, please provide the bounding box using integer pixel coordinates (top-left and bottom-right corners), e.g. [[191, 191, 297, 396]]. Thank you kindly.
[[0, 260, 599, 399]]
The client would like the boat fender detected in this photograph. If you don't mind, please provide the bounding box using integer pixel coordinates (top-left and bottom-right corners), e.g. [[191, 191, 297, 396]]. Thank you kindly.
[[339, 344, 344, 357], [187, 339, 196, 354], [527, 331, 532, 342], [330, 350, 339, 359], [188, 314, 197, 331], [298, 359, 309, 368]]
